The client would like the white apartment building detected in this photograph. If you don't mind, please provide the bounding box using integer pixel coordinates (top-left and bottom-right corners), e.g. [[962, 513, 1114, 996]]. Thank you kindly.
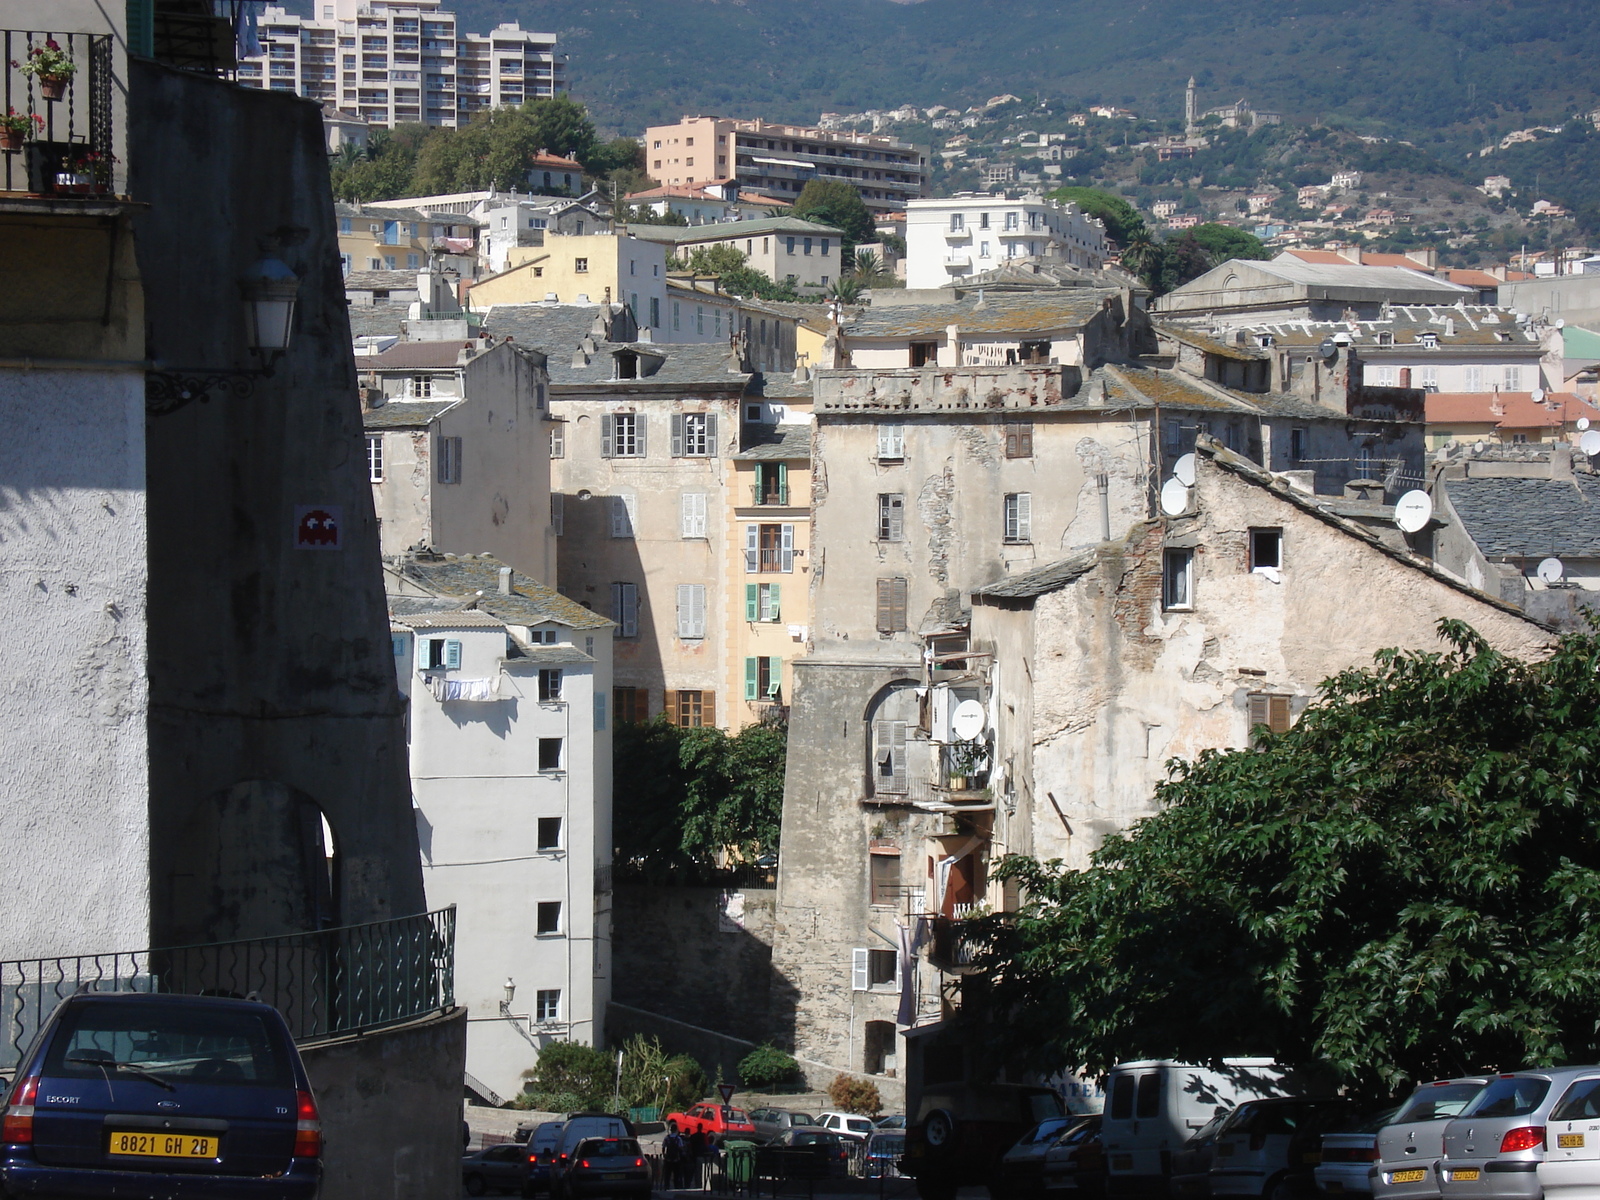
[[387, 554, 613, 1102], [642, 115, 929, 216], [904, 193, 1109, 289], [239, 0, 565, 128]]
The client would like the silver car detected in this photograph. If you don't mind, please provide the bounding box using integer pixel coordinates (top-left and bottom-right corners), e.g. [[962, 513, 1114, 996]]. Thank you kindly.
[[1374, 1078, 1489, 1200], [1439, 1068, 1600, 1200], [1537, 1073, 1600, 1200]]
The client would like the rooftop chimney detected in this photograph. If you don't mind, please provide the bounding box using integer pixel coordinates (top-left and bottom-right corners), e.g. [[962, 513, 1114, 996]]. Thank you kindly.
[[498, 566, 513, 595]]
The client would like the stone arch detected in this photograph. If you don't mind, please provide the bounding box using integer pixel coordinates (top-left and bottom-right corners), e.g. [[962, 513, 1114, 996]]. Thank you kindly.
[[862, 678, 926, 800]]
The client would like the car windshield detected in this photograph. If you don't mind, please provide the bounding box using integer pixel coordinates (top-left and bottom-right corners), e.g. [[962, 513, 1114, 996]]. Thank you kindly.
[[1234, 1102, 1343, 1135], [723, 1107, 750, 1123], [1028, 1092, 1067, 1124], [1188, 1112, 1233, 1144], [1023, 1119, 1072, 1145], [794, 1132, 839, 1145], [1467, 1078, 1551, 1119], [791, 1113, 816, 1126], [848, 1118, 873, 1132], [1058, 1119, 1098, 1147], [45, 1000, 292, 1087], [1551, 1080, 1600, 1123], [577, 1140, 640, 1158], [1394, 1083, 1487, 1124]]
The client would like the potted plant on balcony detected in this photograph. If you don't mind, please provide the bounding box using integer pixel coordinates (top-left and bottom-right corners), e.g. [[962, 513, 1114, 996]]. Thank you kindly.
[[946, 739, 988, 791], [0, 108, 42, 152], [17, 40, 76, 101]]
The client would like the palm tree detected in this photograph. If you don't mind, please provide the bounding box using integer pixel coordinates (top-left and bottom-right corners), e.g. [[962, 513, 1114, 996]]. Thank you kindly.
[[851, 250, 886, 282], [825, 277, 864, 304]]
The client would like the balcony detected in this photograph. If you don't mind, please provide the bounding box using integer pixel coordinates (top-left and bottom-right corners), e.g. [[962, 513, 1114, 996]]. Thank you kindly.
[[943, 225, 970, 241], [926, 915, 985, 975], [943, 254, 971, 270], [750, 483, 790, 506], [0, 30, 115, 197]]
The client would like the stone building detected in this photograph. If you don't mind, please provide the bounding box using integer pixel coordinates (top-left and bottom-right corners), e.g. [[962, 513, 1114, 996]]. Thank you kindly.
[[1154, 257, 1475, 324]]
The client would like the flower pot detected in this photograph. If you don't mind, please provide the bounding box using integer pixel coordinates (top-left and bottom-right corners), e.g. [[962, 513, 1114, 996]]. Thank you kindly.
[[39, 77, 67, 101], [0, 129, 22, 152]]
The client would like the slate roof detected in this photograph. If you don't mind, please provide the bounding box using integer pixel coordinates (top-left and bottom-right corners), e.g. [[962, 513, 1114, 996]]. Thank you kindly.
[[842, 290, 1114, 339], [1159, 325, 1268, 361], [391, 609, 509, 629], [734, 425, 812, 460], [367, 342, 473, 369], [478, 304, 748, 388], [363, 399, 457, 429], [1242, 257, 1476, 295], [1217, 305, 1543, 350], [348, 301, 411, 339], [505, 645, 596, 666], [1100, 364, 1339, 421], [971, 549, 1099, 600], [480, 304, 620, 357], [625, 216, 844, 245], [955, 259, 1145, 293], [345, 270, 422, 292], [389, 554, 613, 629], [1445, 475, 1600, 557]]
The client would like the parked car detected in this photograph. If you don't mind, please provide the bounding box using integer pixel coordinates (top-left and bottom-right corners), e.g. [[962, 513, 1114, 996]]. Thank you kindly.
[[904, 1082, 1067, 1200], [1208, 1096, 1357, 1200], [1538, 1075, 1600, 1200], [664, 1103, 756, 1144], [1001, 1117, 1082, 1199], [1374, 1078, 1490, 1200], [551, 1137, 650, 1200], [877, 1115, 909, 1131], [772, 1128, 854, 1174], [1172, 1109, 1245, 1200], [1103, 1060, 1305, 1198], [464, 1143, 531, 1195], [1043, 1116, 1105, 1199], [0, 992, 322, 1200], [1315, 1108, 1399, 1198], [749, 1108, 817, 1145], [865, 1131, 907, 1178], [522, 1121, 566, 1197], [817, 1111, 878, 1143], [1440, 1068, 1600, 1200]]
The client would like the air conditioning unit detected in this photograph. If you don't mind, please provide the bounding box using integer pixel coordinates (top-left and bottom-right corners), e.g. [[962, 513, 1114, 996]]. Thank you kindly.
[[369, 223, 382, 234]]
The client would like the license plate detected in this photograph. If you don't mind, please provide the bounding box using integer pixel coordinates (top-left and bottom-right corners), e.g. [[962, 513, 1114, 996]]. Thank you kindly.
[[1326, 1183, 1344, 1192], [1112, 1155, 1133, 1171], [1451, 1169, 1481, 1182], [1391, 1170, 1427, 1184], [603, 1173, 626, 1180], [108, 1131, 219, 1159], [1560, 1135, 1586, 1149]]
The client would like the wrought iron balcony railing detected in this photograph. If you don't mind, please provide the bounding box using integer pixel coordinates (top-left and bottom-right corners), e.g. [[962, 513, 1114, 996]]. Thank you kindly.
[[0, 30, 113, 197], [0, 906, 455, 1070]]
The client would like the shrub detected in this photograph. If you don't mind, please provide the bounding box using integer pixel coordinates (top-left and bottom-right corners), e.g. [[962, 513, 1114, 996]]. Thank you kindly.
[[616, 1035, 708, 1113], [738, 1044, 800, 1091], [827, 1074, 882, 1117], [522, 1041, 616, 1112]]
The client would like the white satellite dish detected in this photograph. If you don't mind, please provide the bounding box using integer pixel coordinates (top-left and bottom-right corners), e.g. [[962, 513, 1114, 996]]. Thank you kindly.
[[1537, 557, 1565, 585], [1173, 453, 1197, 486], [951, 699, 986, 741], [1393, 489, 1433, 534], [1580, 417, 1592, 431], [1159, 478, 1192, 516], [1557, 318, 1567, 329], [1474, 441, 1487, 453], [1582, 429, 1600, 457], [1532, 387, 1546, 403]]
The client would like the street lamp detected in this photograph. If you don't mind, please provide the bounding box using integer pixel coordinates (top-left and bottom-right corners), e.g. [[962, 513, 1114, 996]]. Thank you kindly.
[[241, 254, 301, 356], [501, 977, 516, 1014]]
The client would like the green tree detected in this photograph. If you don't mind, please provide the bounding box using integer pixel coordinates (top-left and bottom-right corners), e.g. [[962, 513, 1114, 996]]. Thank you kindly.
[[520, 1041, 618, 1111], [737, 1044, 801, 1091], [667, 245, 803, 303], [825, 277, 865, 304], [1045, 186, 1147, 245], [964, 622, 1600, 1102], [1186, 222, 1272, 264], [617, 1035, 709, 1113], [790, 179, 873, 252]]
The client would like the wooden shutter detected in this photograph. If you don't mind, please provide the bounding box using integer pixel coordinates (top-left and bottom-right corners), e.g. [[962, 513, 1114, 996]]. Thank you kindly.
[[1020, 424, 1033, 457], [702, 691, 714, 727], [690, 585, 705, 638], [1004, 426, 1019, 458], [1269, 694, 1291, 733], [624, 585, 638, 638], [777, 461, 788, 505], [611, 495, 632, 538], [550, 493, 564, 537], [890, 577, 908, 631], [1017, 492, 1032, 542], [444, 639, 462, 669], [745, 657, 758, 700], [767, 583, 780, 622], [705, 413, 718, 456], [391, 634, 406, 658], [890, 721, 908, 791], [852, 948, 870, 992], [600, 414, 615, 458], [746, 584, 759, 622], [876, 579, 894, 633], [1248, 693, 1268, 731], [766, 657, 782, 696], [670, 413, 686, 457], [887, 495, 903, 541], [635, 414, 648, 458], [745, 524, 758, 573], [663, 690, 677, 726], [780, 524, 794, 572]]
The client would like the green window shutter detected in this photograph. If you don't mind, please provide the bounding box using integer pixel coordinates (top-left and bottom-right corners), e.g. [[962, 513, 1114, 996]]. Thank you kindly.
[[769, 583, 780, 622], [746, 583, 758, 621], [766, 658, 782, 696], [744, 658, 758, 700], [777, 461, 789, 505]]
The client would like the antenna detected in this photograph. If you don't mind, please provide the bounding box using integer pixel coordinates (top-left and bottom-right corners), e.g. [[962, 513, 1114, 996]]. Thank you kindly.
[[1393, 490, 1433, 534], [1537, 558, 1565, 585]]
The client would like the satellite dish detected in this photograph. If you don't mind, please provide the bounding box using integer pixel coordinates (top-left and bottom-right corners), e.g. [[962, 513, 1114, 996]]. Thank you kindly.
[[1557, 318, 1566, 329], [1537, 557, 1565, 585], [1582, 429, 1600, 456], [1393, 489, 1433, 533], [1579, 417, 1592, 431], [1532, 387, 1546, 403], [1173, 453, 1197, 486], [1319, 337, 1338, 362], [951, 699, 986, 741], [1474, 441, 1487, 453], [1160, 478, 1192, 516]]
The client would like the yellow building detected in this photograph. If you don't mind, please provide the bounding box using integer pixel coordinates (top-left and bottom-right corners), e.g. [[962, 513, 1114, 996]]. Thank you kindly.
[[467, 233, 669, 333], [336, 201, 482, 279]]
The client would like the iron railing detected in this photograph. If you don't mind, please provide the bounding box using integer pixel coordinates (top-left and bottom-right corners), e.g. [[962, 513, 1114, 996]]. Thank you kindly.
[[0, 907, 455, 1071], [0, 30, 113, 196]]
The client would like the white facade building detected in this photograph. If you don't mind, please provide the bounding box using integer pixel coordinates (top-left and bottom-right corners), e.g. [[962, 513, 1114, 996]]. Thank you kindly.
[[904, 193, 1108, 289], [239, 0, 564, 129], [387, 555, 614, 1102]]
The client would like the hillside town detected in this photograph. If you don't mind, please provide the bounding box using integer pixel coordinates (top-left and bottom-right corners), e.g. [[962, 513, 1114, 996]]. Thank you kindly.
[[6, 3, 1600, 1200]]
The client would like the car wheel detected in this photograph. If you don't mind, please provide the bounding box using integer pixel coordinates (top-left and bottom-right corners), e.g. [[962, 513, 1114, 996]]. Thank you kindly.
[[924, 1109, 956, 1150], [917, 1178, 959, 1200], [466, 1173, 487, 1196]]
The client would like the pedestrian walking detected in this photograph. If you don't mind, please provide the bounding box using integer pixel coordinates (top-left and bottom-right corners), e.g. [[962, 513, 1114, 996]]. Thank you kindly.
[[664, 1129, 688, 1190], [688, 1129, 708, 1190]]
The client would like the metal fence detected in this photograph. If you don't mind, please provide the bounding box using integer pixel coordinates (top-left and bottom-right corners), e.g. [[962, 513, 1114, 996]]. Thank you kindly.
[[1, 30, 113, 195], [0, 907, 455, 1070]]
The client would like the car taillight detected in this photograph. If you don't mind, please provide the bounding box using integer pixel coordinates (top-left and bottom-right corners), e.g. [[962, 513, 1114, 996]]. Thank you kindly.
[[559, 1153, 568, 1163], [2, 1076, 38, 1145], [294, 1089, 321, 1158], [1500, 1127, 1544, 1153], [580, 1159, 590, 1169], [635, 1158, 645, 1168]]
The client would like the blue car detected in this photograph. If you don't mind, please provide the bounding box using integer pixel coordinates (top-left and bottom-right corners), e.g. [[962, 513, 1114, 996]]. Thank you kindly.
[[1, 991, 322, 1199]]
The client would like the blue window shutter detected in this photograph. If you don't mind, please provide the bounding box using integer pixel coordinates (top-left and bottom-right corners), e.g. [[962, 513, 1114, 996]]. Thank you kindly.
[[746, 584, 758, 622], [780, 524, 795, 573], [745, 658, 758, 700], [391, 634, 405, 658], [444, 639, 462, 669]]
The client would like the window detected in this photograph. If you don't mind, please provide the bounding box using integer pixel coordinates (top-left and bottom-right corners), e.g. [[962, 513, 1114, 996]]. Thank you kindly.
[[573, 257, 588, 273], [877, 424, 905, 460], [406, 253, 419, 268], [538, 669, 562, 701], [601, 413, 646, 457], [1465, 366, 1484, 391], [1505, 365, 1522, 390], [1003, 422, 1033, 458], [1419, 366, 1438, 389], [550, 493, 564, 537], [680, 491, 708, 538], [365, 435, 384, 482], [695, 307, 704, 336], [536, 901, 561, 934], [754, 462, 788, 505], [821, 239, 830, 256], [1250, 528, 1282, 571], [786, 237, 796, 254], [872, 718, 908, 791], [1110, 1075, 1135, 1121], [670, 690, 715, 728], [877, 493, 905, 541], [1004, 493, 1032, 543], [747, 582, 781, 622], [423, 637, 462, 670], [610, 494, 637, 538], [409, 373, 432, 398], [870, 852, 900, 906], [676, 583, 707, 640], [876, 577, 908, 633], [950, 213, 964, 231], [672, 301, 680, 331], [868, 948, 897, 987], [614, 686, 646, 724], [538, 738, 562, 771], [537, 817, 562, 850], [650, 297, 660, 328], [980, 212, 990, 229], [1004, 211, 1019, 230], [979, 241, 990, 259], [1513, 432, 1529, 443], [550, 423, 565, 458], [1289, 427, 1306, 462], [803, 237, 812, 255], [1162, 548, 1193, 611], [1136, 1074, 1161, 1119], [437, 436, 462, 484], [535, 989, 561, 1022], [611, 582, 638, 637], [671, 412, 717, 457], [1248, 692, 1293, 741], [910, 340, 938, 368], [747, 523, 794, 573]]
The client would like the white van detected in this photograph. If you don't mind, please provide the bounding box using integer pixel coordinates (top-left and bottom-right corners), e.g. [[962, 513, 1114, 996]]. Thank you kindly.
[[1101, 1060, 1302, 1198], [554, 1114, 634, 1168]]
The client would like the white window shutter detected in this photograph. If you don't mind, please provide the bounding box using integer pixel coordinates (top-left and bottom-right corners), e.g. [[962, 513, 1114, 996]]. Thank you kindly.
[[891, 721, 908, 791], [691, 585, 706, 638], [670, 413, 685, 457], [676, 584, 694, 638], [705, 412, 719, 456], [851, 948, 869, 992], [745, 523, 758, 573], [444, 639, 462, 669], [636, 414, 648, 458], [681, 492, 706, 539], [780, 524, 794, 572], [1018, 492, 1032, 542], [894, 947, 904, 993], [600, 414, 614, 458]]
